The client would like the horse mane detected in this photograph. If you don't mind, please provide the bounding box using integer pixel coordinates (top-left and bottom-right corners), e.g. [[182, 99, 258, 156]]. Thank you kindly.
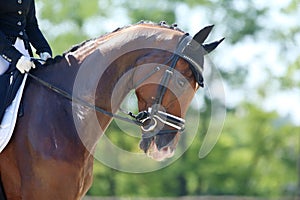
[[110, 20, 185, 35], [43, 21, 185, 67], [64, 21, 185, 54]]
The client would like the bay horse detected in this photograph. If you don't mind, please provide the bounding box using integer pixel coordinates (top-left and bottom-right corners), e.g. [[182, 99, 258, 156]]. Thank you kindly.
[[0, 21, 223, 199]]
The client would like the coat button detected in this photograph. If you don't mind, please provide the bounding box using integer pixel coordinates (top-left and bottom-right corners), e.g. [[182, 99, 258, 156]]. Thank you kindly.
[[18, 0, 22, 4], [19, 31, 23, 36], [18, 10, 22, 15], [17, 21, 22, 26]]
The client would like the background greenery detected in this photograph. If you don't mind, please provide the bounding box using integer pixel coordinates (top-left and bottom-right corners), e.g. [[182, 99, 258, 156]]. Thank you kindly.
[[35, 0, 299, 198]]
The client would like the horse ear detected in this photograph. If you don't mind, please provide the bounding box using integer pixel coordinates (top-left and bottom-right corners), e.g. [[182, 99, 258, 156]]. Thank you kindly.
[[202, 38, 225, 54], [193, 25, 214, 44]]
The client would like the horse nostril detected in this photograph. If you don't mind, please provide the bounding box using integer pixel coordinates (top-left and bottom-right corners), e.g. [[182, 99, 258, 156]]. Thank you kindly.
[[162, 146, 169, 152]]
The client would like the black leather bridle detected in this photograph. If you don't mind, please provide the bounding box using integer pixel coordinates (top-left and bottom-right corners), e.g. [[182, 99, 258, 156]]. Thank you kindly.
[[28, 33, 204, 139], [130, 53, 185, 139], [125, 33, 205, 138]]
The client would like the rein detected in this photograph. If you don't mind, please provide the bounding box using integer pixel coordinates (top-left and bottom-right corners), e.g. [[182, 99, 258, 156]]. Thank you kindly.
[[26, 72, 143, 126], [28, 53, 184, 138]]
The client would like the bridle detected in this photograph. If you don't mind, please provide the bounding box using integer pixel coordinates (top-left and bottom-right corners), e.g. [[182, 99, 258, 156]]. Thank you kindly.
[[130, 53, 185, 139], [28, 33, 204, 139], [129, 34, 204, 138]]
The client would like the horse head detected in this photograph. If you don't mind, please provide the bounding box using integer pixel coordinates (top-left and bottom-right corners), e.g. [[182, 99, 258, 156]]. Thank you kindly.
[[133, 25, 224, 161]]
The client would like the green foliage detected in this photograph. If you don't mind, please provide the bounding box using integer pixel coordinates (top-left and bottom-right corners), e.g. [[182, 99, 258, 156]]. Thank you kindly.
[[128, 9, 175, 24], [122, 0, 176, 23], [40, 0, 99, 25], [283, 0, 300, 13], [280, 56, 300, 89], [215, 1, 267, 44], [51, 33, 87, 55]]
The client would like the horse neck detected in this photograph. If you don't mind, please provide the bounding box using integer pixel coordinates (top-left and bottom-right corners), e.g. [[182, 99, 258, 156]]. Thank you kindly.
[[41, 25, 183, 150], [69, 25, 183, 124]]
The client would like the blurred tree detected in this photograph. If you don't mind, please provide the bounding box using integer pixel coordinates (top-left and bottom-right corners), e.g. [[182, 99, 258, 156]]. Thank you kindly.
[[88, 105, 299, 197]]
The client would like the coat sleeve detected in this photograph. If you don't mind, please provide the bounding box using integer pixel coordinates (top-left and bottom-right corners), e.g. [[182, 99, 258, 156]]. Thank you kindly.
[[26, 1, 52, 56], [0, 30, 23, 66]]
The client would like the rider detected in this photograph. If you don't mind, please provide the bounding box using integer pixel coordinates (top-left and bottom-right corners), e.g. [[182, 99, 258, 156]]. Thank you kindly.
[[0, 0, 52, 121], [0, 0, 52, 74]]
